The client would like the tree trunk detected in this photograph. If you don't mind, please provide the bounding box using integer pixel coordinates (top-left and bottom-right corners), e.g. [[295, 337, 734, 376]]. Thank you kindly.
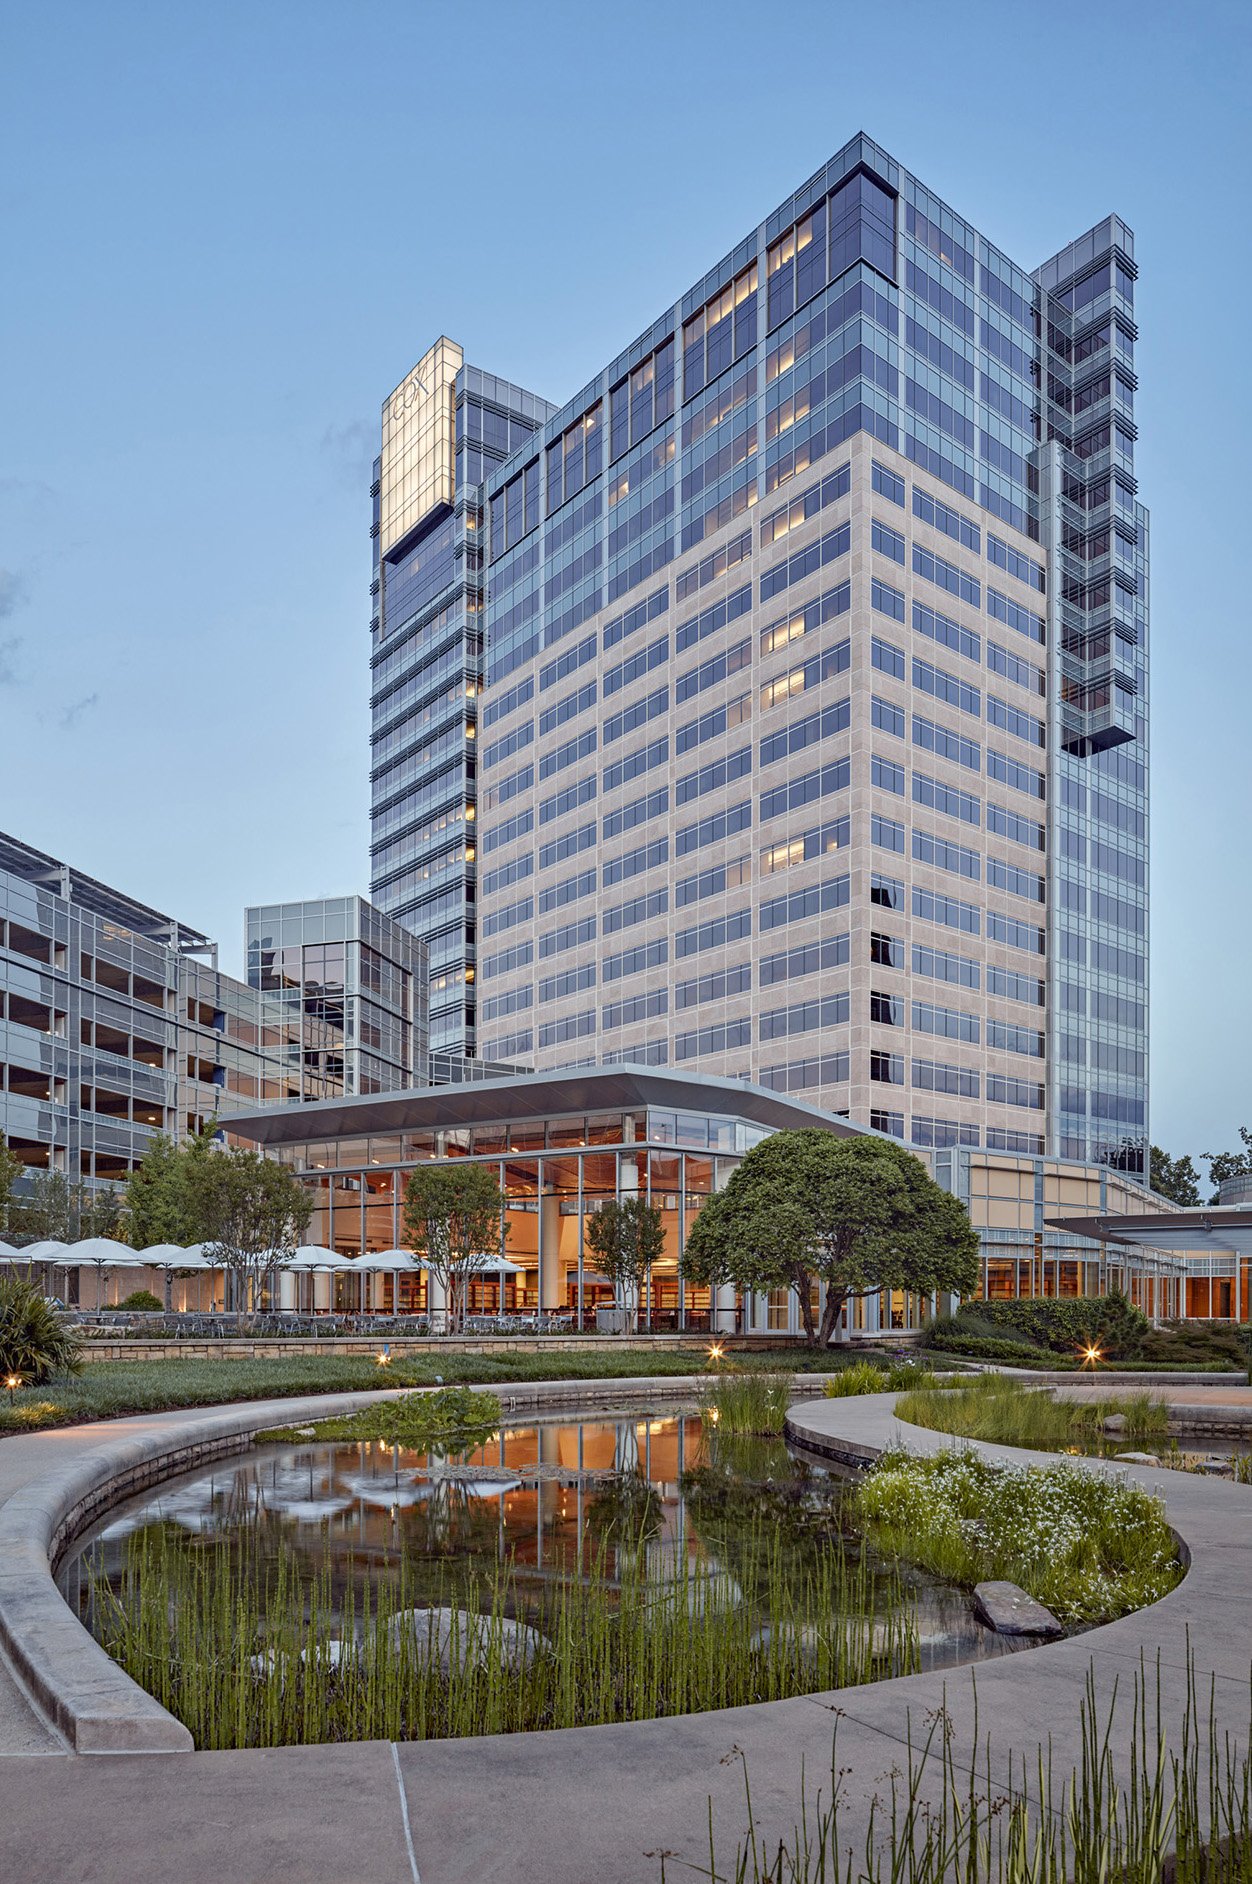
[[796, 1270, 818, 1344], [818, 1283, 849, 1348]]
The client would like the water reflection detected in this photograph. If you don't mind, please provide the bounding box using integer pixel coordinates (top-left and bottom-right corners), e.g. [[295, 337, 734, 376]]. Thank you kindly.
[[60, 1411, 1029, 1672]]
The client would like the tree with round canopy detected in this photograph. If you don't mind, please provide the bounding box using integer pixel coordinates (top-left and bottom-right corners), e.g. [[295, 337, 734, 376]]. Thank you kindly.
[[680, 1129, 979, 1346]]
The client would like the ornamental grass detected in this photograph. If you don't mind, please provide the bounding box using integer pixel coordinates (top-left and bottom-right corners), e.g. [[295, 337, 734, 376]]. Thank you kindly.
[[91, 1514, 918, 1749]]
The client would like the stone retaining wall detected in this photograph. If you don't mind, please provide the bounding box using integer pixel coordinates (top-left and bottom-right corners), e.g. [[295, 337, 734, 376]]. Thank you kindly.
[[73, 1334, 804, 1362]]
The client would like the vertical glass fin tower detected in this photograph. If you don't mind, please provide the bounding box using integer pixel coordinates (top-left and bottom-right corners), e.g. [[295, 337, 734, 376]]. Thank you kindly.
[[1033, 219, 1148, 1175], [387, 134, 1148, 1179], [368, 340, 556, 1058]]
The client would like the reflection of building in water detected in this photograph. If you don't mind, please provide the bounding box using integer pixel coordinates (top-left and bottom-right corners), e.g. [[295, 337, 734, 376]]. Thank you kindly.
[[59, 1414, 711, 1614]]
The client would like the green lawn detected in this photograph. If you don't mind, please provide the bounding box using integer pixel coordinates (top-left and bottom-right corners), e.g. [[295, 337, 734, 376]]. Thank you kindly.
[[0, 1346, 857, 1436]]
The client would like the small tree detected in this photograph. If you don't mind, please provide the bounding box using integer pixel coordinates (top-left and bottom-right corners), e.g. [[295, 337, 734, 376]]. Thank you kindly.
[[584, 1197, 665, 1332], [0, 1133, 24, 1235], [1202, 1127, 1252, 1203], [402, 1162, 507, 1332], [11, 1169, 75, 1244], [682, 1130, 980, 1347], [193, 1148, 312, 1318], [124, 1124, 220, 1306], [6, 1173, 125, 1305], [1149, 1146, 1202, 1208]]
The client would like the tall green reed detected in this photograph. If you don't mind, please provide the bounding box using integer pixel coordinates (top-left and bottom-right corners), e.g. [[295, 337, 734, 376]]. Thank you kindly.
[[896, 1372, 1169, 1451], [91, 1507, 918, 1750], [661, 1653, 1252, 1883], [701, 1373, 794, 1436]]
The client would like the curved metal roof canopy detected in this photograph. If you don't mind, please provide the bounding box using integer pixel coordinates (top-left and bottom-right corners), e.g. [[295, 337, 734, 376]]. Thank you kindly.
[[225, 1063, 870, 1150], [1048, 1205, 1252, 1255]]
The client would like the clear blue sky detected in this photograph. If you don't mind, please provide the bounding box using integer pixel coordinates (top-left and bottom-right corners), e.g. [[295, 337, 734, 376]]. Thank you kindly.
[[1, 0, 1248, 1159]]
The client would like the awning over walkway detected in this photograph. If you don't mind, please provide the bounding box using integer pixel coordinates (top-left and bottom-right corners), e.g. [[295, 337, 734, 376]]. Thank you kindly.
[[1047, 1204, 1252, 1255]]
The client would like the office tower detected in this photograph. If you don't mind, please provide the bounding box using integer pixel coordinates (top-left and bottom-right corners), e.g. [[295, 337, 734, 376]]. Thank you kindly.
[[368, 339, 556, 1059], [467, 133, 1147, 1177], [244, 897, 427, 1100], [0, 829, 427, 1182]]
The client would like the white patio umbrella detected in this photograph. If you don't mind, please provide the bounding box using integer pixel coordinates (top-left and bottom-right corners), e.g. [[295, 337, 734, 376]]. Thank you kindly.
[[358, 1248, 420, 1270], [137, 1243, 217, 1312], [413, 1251, 521, 1319], [284, 1246, 352, 1314], [13, 1239, 70, 1263], [64, 1237, 145, 1311], [286, 1246, 349, 1269], [413, 1253, 521, 1273], [354, 1246, 421, 1317], [138, 1242, 209, 1266], [72, 1237, 143, 1264]]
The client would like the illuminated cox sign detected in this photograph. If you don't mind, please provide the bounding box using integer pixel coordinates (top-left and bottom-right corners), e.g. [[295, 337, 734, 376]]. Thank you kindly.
[[391, 372, 430, 422]]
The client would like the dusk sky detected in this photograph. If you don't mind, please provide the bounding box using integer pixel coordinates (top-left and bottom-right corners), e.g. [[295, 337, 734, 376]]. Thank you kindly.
[[1, 0, 1248, 1160]]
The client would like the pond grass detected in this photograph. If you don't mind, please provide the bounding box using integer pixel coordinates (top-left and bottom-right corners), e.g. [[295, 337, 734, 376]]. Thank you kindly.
[[255, 1385, 503, 1449], [823, 1358, 946, 1398], [896, 1370, 1168, 1450], [92, 1507, 918, 1748], [701, 1373, 794, 1436], [664, 1656, 1252, 1883]]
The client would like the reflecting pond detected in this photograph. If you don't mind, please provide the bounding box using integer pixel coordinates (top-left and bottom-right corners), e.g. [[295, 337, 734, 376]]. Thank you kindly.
[[61, 1407, 1028, 1679]]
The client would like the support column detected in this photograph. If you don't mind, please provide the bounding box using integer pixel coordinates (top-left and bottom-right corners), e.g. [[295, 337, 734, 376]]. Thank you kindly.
[[540, 1187, 562, 1312]]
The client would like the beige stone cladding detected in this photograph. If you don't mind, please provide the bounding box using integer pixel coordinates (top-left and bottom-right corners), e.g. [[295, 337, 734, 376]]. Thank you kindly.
[[477, 428, 1055, 1155]]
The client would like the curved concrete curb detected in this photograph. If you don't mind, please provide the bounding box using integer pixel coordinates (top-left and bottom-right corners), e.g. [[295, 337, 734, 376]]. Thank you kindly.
[[0, 1373, 826, 1753]]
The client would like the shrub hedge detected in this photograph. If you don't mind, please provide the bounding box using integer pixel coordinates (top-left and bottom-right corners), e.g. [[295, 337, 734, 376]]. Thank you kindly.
[[922, 1291, 1148, 1360]]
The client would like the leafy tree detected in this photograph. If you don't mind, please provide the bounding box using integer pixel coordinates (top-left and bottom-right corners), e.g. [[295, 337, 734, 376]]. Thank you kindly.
[[584, 1197, 665, 1331], [402, 1162, 507, 1332], [681, 1130, 980, 1347], [193, 1147, 312, 1317], [124, 1124, 221, 1304], [1201, 1127, 1252, 1203], [0, 1276, 81, 1385], [123, 1123, 220, 1248], [10, 1172, 122, 1245], [1149, 1146, 1202, 1208], [11, 1170, 75, 1244], [0, 1133, 25, 1234]]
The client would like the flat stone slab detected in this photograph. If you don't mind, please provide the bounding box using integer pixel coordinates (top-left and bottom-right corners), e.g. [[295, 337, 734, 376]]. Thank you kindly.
[[1115, 1451, 1162, 1464], [972, 1580, 1064, 1638], [387, 1606, 547, 1672]]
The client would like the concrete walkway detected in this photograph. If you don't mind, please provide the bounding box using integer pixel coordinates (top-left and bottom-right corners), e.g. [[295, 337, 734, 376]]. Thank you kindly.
[[2, 1389, 1251, 1882]]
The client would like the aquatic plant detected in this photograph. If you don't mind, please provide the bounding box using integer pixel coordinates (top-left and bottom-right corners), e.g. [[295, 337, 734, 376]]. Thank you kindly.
[[701, 1373, 793, 1436], [662, 1656, 1252, 1884], [855, 1446, 1182, 1624], [256, 1385, 502, 1452], [91, 1513, 918, 1749], [895, 1371, 1168, 1450]]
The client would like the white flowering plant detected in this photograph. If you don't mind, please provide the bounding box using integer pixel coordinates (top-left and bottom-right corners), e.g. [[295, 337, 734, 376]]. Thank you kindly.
[[856, 1447, 1181, 1625]]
